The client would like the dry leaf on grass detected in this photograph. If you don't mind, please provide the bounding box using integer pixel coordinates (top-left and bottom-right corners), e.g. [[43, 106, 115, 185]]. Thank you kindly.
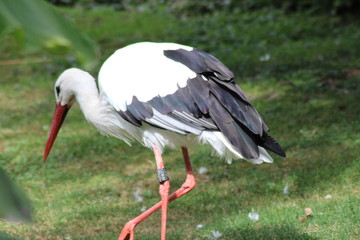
[[299, 208, 313, 222], [305, 208, 313, 216]]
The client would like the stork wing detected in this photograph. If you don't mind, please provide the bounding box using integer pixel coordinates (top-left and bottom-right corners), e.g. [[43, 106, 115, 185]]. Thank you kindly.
[[101, 43, 285, 159]]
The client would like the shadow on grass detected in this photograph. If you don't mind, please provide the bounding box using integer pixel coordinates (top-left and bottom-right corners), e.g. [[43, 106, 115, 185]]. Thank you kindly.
[[260, 84, 360, 195], [221, 225, 318, 240]]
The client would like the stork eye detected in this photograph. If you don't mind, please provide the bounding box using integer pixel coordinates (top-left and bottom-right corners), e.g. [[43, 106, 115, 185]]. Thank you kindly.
[[56, 86, 61, 96]]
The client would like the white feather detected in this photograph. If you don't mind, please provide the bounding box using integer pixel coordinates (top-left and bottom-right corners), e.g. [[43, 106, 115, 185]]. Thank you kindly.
[[99, 42, 196, 111], [198, 131, 273, 164], [146, 109, 203, 135], [172, 110, 216, 129]]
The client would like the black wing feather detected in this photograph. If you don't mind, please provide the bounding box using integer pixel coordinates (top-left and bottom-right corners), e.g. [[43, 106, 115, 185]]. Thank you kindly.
[[259, 133, 286, 157], [209, 81, 265, 135], [174, 87, 201, 117], [164, 49, 233, 80], [127, 96, 153, 120], [148, 96, 172, 114], [118, 110, 142, 127], [186, 76, 210, 114], [208, 93, 260, 159]]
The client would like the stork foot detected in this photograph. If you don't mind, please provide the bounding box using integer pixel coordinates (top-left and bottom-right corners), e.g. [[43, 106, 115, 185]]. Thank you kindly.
[[118, 221, 136, 240]]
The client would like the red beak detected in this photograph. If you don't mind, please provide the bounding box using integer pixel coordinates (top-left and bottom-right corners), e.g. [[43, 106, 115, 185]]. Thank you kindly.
[[43, 103, 70, 163]]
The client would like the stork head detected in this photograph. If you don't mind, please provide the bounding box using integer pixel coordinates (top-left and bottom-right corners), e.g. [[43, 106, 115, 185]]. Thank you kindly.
[[43, 68, 95, 162]]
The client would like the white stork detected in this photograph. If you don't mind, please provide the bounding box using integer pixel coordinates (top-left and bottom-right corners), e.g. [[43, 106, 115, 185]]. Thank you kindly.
[[43, 42, 285, 240]]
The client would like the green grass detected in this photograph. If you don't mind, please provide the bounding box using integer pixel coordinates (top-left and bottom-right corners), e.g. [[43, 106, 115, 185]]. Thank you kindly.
[[1, 6, 360, 240]]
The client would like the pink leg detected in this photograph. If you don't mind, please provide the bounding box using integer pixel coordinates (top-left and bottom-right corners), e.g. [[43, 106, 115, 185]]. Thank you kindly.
[[153, 145, 170, 240], [118, 146, 196, 240]]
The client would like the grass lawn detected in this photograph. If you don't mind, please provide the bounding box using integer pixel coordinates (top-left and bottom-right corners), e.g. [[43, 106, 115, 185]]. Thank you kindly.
[[0, 6, 359, 240]]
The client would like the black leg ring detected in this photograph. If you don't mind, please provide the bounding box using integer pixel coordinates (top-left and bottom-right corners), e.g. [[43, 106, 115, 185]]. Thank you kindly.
[[156, 168, 169, 183]]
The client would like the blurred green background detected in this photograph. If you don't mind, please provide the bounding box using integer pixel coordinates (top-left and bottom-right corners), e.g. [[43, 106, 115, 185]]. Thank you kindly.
[[0, 0, 359, 239]]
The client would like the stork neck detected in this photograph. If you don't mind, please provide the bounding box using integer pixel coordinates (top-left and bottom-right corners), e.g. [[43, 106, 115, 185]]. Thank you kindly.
[[75, 80, 103, 125]]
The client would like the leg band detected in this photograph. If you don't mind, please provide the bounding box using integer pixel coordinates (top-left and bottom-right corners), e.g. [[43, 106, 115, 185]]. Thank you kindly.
[[156, 168, 169, 183]]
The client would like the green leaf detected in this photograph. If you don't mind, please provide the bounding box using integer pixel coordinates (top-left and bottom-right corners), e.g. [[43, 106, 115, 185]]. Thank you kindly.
[[0, 0, 99, 69], [0, 168, 32, 223]]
